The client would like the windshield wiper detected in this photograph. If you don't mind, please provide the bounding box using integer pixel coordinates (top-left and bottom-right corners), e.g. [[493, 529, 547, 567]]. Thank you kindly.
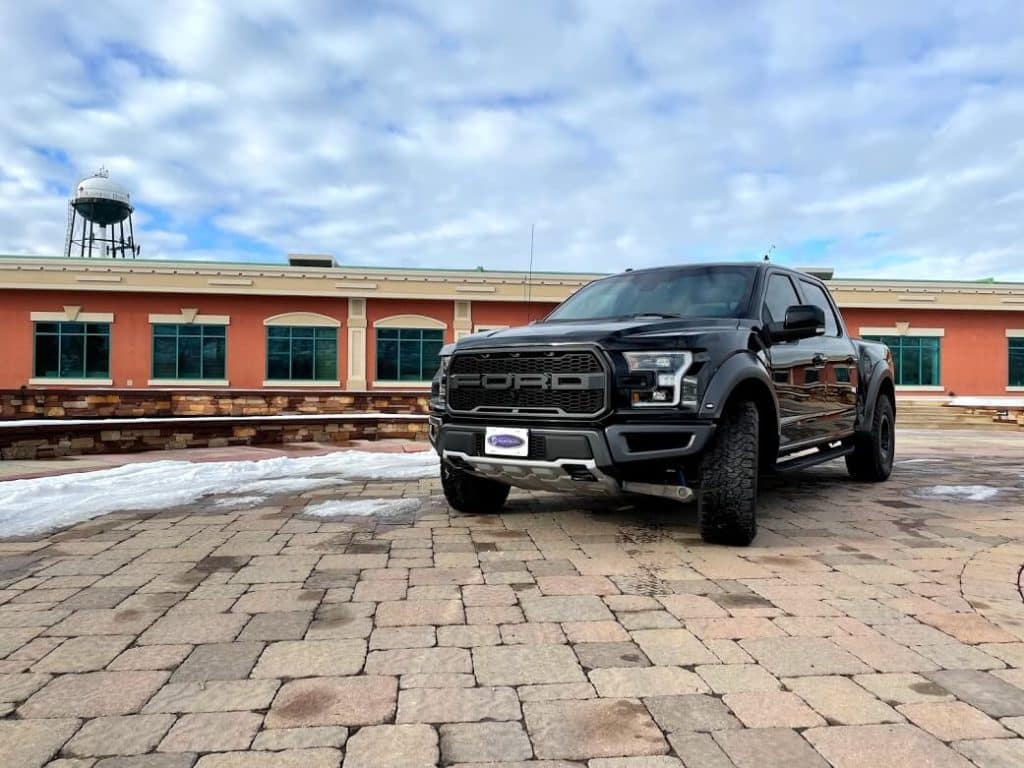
[[629, 312, 685, 319]]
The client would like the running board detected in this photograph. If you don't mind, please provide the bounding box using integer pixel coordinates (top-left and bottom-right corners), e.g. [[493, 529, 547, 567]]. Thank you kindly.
[[774, 443, 854, 473]]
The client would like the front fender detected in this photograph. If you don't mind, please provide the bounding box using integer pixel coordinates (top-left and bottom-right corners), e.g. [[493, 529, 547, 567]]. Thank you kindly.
[[699, 351, 780, 428]]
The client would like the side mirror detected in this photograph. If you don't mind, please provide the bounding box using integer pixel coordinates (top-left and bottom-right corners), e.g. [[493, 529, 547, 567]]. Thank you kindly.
[[767, 304, 825, 343]]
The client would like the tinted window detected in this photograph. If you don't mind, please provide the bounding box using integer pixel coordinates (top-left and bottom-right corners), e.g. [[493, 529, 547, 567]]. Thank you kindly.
[[266, 326, 337, 381], [762, 274, 800, 324], [1010, 338, 1024, 387], [152, 324, 226, 380], [864, 335, 941, 386], [545, 266, 756, 321], [800, 281, 841, 337], [34, 321, 110, 379], [376, 328, 444, 381]]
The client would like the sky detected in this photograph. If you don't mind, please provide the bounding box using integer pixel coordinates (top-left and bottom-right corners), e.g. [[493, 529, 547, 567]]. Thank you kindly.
[[1, 1, 1023, 280]]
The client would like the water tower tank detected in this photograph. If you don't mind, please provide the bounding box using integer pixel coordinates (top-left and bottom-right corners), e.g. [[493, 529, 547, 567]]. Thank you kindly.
[[64, 168, 140, 258], [72, 171, 132, 226]]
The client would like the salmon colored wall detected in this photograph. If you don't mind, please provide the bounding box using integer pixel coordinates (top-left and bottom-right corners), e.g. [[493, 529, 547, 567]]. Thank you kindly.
[[473, 300, 559, 328], [840, 307, 1018, 396], [0, 290, 348, 389], [3, 288, 1020, 396]]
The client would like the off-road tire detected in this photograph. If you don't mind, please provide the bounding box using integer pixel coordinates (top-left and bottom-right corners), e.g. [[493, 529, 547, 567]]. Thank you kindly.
[[698, 400, 759, 546], [846, 394, 895, 481], [441, 461, 510, 514]]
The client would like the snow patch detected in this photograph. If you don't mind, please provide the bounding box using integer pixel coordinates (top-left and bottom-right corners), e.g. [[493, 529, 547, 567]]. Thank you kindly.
[[948, 396, 1024, 408], [0, 450, 439, 537], [916, 485, 1002, 501], [304, 498, 422, 517]]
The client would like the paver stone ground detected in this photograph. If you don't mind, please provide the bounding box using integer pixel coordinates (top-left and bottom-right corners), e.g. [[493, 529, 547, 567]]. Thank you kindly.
[[3, 431, 1024, 765]]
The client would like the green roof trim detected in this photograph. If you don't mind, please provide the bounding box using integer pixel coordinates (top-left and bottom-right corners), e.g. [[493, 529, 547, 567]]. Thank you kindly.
[[0, 253, 600, 278]]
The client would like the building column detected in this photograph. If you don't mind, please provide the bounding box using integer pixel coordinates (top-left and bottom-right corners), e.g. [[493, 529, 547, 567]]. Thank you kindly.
[[454, 300, 472, 341], [346, 298, 367, 390]]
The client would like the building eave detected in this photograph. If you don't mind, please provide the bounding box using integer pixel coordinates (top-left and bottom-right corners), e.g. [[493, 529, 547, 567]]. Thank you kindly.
[[1, 255, 1023, 310]]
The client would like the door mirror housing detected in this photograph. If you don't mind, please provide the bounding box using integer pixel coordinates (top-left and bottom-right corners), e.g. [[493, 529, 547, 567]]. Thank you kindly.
[[767, 304, 825, 343]]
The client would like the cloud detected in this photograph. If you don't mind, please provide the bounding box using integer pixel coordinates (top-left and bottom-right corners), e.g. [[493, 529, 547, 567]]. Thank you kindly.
[[0, 1, 1022, 280]]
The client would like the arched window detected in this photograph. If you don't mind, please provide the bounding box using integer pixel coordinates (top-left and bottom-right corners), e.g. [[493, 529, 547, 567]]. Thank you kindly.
[[264, 313, 341, 384], [373, 315, 447, 384]]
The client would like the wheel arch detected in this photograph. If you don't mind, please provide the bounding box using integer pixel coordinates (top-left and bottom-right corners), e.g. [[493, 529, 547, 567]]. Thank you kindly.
[[701, 353, 780, 467], [857, 362, 896, 432]]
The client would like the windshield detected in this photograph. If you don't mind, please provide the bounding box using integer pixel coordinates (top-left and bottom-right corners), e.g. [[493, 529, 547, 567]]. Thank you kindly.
[[545, 265, 757, 321]]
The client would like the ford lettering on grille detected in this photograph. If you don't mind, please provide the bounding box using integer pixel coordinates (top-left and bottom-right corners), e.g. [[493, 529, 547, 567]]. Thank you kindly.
[[449, 373, 603, 390], [447, 350, 607, 417]]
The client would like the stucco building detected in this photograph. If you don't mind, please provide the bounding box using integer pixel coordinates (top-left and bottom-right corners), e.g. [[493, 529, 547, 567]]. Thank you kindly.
[[1, 254, 1022, 405]]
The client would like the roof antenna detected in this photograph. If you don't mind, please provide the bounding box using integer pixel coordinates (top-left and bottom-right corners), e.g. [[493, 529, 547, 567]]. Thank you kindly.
[[763, 244, 775, 262], [525, 223, 535, 319]]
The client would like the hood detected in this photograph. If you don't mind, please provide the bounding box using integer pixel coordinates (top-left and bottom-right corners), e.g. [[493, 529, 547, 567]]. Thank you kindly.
[[453, 316, 746, 351]]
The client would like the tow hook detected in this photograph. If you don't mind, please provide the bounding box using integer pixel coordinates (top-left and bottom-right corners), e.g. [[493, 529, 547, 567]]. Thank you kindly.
[[621, 481, 695, 503]]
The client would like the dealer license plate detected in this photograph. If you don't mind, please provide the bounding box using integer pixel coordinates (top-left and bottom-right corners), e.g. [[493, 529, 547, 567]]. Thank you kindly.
[[484, 427, 529, 457]]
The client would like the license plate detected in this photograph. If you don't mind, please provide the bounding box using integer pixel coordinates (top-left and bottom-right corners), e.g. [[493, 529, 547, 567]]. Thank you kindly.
[[484, 427, 529, 457]]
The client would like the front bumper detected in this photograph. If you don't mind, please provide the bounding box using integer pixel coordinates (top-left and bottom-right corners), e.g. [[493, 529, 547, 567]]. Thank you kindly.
[[429, 417, 715, 494]]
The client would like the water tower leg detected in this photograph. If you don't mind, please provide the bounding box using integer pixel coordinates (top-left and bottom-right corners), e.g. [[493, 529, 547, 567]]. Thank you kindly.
[[66, 207, 77, 258], [79, 214, 87, 258]]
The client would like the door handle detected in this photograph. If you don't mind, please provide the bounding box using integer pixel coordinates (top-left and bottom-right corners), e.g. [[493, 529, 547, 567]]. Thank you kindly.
[[811, 353, 827, 367]]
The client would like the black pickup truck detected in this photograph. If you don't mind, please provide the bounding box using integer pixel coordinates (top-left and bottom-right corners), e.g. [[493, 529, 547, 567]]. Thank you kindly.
[[428, 262, 895, 546]]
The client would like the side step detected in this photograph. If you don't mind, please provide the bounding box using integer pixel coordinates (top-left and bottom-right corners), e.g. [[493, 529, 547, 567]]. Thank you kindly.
[[774, 443, 854, 473]]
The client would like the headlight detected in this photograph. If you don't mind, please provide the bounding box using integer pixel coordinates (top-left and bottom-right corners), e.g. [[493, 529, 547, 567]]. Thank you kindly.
[[622, 351, 694, 407], [430, 354, 452, 411]]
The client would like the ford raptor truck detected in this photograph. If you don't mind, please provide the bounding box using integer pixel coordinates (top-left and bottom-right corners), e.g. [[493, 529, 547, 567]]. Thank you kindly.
[[428, 262, 895, 546]]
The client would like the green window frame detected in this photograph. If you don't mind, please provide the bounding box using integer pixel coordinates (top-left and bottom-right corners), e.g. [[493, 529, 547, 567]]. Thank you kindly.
[[376, 328, 444, 382], [266, 326, 338, 381], [152, 324, 226, 380], [33, 321, 111, 379], [863, 335, 941, 387], [1009, 338, 1024, 387]]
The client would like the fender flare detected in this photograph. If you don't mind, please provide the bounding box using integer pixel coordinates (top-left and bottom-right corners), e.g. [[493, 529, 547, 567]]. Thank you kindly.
[[857, 361, 895, 433], [699, 352, 781, 434]]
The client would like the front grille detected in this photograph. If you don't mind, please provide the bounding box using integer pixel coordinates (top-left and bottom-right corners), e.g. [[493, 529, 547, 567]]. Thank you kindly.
[[448, 349, 607, 418], [450, 387, 605, 414], [453, 352, 602, 375]]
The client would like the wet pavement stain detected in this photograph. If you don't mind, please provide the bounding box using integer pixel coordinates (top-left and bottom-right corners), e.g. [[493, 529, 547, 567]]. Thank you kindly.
[[345, 542, 390, 554], [195, 555, 251, 572], [876, 499, 921, 509], [272, 686, 336, 721], [910, 680, 950, 697], [714, 593, 775, 609]]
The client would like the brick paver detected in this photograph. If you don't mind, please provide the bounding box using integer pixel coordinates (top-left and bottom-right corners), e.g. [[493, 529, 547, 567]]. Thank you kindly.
[[0, 429, 1022, 765]]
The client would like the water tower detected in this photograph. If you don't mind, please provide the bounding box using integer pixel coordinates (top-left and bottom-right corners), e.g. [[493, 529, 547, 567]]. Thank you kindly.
[[64, 168, 140, 258]]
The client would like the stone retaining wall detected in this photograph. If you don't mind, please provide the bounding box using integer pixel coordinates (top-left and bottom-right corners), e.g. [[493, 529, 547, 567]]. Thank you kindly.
[[0, 387, 429, 419], [0, 415, 429, 459]]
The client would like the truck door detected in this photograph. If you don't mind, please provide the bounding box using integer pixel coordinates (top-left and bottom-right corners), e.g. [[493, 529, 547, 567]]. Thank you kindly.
[[797, 278, 859, 437], [761, 272, 825, 450]]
